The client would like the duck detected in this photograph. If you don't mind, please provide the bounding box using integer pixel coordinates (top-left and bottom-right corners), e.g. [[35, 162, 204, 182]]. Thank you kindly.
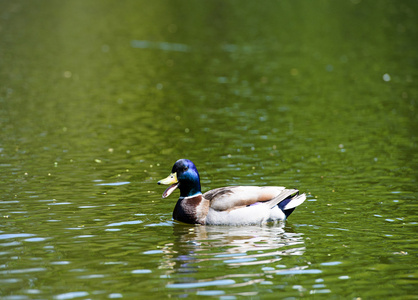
[[158, 159, 306, 225]]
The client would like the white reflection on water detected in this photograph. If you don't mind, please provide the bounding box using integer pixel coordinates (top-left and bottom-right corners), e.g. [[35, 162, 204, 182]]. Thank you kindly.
[[161, 223, 307, 295], [177, 224, 305, 258]]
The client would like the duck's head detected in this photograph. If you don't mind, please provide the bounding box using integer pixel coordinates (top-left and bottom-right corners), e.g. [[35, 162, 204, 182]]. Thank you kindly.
[[158, 159, 202, 198]]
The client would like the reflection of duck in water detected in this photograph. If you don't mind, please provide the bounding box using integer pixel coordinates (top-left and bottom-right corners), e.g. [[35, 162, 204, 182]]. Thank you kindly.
[[158, 159, 306, 225], [175, 223, 305, 258], [161, 223, 306, 289]]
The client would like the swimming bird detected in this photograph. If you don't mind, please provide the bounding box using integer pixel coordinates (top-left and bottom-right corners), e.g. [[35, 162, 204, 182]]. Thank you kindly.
[[158, 159, 306, 225]]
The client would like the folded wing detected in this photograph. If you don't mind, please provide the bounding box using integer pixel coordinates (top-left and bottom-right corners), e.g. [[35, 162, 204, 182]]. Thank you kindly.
[[204, 186, 301, 211]]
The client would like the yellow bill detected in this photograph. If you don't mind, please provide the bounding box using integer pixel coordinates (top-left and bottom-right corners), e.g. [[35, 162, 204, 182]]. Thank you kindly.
[[158, 172, 179, 198]]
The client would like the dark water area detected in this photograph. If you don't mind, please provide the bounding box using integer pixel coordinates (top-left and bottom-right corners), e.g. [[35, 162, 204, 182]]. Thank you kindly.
[[0, 1, 417, 299]]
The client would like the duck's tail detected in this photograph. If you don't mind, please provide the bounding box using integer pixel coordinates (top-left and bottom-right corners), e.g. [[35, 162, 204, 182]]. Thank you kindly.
[[278, 192, 306, 219]]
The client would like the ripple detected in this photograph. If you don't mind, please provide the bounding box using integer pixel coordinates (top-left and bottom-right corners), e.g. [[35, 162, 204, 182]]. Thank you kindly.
[[50, 261, 71, 265], [54, 291, 89, 300], [310, 289, 332, 294], [24, 237, 47, 242], [145, 221, 173, 227], [106, 220, 142, 227], [0, 233, 34, 240], [321, 261, 342, 266], [131, 269, 152, 274], [0, 200, 19, 204], [0, 241, 20, 247], [166, 279, 236, 289], [2, 296, 29, 300], [102, 262, 128, 266], [96, 182, 130, 186], [0, 278, 22, 283], [0, 268, 47, 274], [223, 257, 257, 264], [215, 253, 246, 258], [196, 290, 225, 296], [77, 274, 106, 279], [275, 269, 322, 275], [143, 250, 164, 255]]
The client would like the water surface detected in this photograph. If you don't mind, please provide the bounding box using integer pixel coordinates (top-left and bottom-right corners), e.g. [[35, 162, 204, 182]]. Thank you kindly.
[[0, 1, 417, 299]]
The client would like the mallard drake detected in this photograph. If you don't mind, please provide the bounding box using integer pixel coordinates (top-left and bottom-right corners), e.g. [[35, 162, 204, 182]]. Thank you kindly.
[[158, 159, 306, 225]]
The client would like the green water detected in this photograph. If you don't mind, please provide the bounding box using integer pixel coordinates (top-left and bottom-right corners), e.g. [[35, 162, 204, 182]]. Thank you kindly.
[[0, 0, 417, 299]]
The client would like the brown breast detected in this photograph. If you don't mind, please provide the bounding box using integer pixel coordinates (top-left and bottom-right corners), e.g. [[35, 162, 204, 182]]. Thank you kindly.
[[172, 194, 209, 224]]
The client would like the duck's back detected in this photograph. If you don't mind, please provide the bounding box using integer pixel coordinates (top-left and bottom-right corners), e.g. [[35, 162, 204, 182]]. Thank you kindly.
[[203, 186, 287, 211]]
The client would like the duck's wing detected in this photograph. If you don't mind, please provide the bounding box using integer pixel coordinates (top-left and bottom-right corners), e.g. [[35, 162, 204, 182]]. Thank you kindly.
[[203, 186, 299, 211]]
